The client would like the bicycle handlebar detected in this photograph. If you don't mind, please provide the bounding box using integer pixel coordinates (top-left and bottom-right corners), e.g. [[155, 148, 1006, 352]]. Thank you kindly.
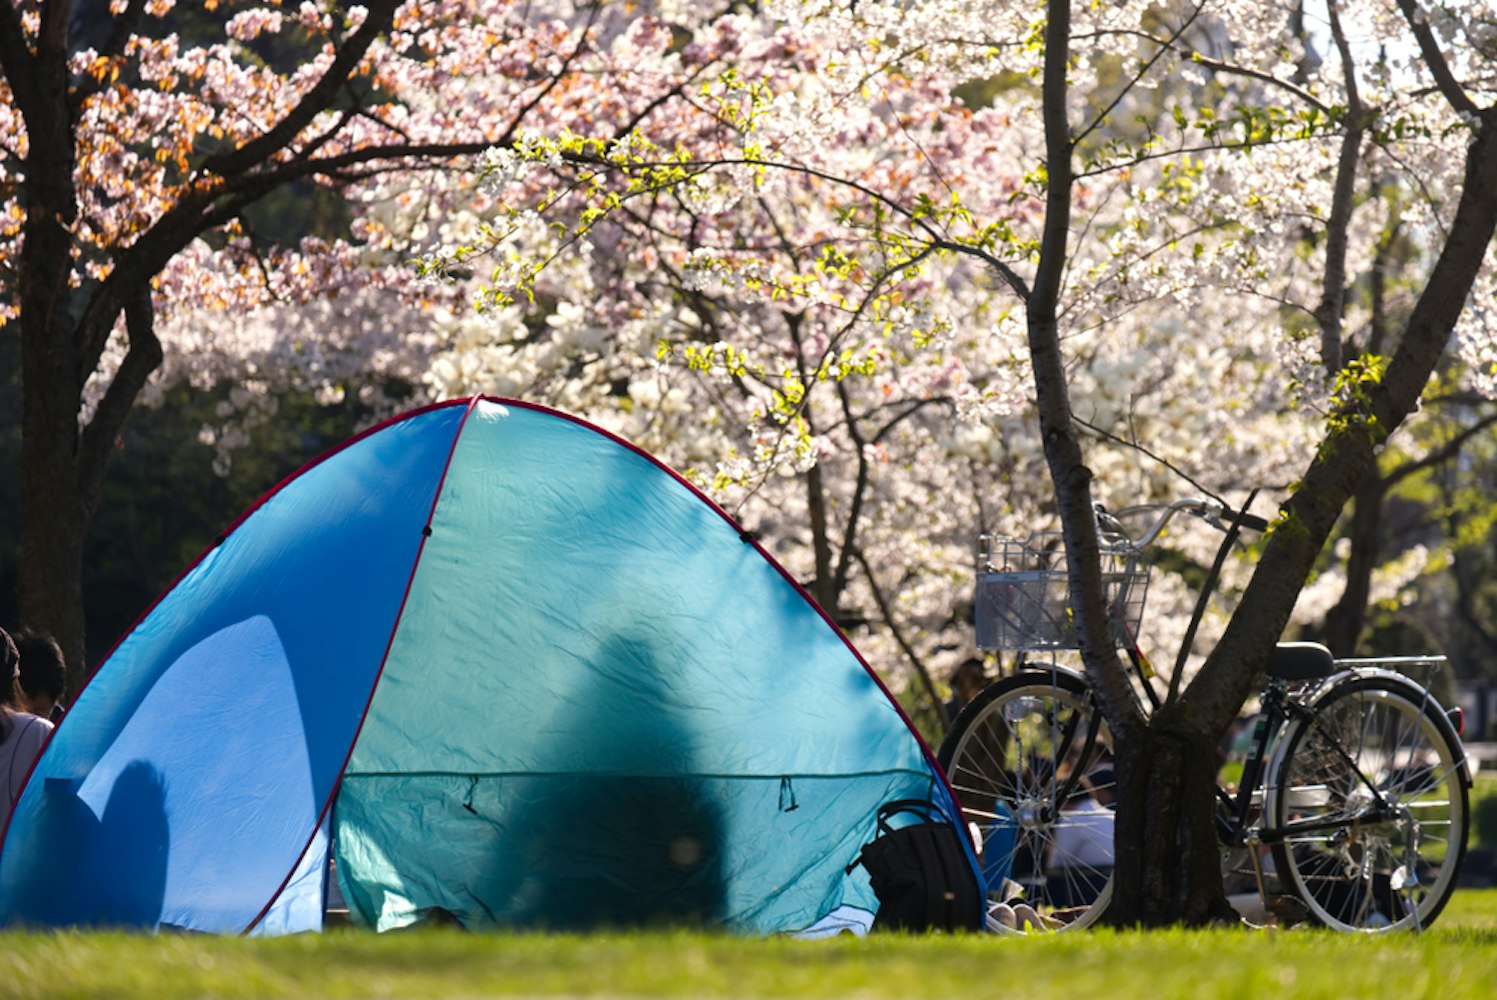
[[1101, 497, 1269, 550]]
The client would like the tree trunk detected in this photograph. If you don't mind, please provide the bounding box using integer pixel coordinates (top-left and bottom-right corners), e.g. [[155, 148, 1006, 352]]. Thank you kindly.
[[12, 3, 89, 688], [3, 0, 385, 686], [1320, 467, 1383, 655], [18, 310, 91, 691], [1025, 0, 1230, 923], [1109, 708, 1238, 926], [1026, 0, 1230, 920], [1029, 3, 1497, 926], [1155, 94, 1497, 925]]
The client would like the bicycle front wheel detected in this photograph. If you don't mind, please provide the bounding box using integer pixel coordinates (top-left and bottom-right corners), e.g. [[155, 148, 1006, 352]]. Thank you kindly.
[[1267, 674, 1469, 932], [937, 669, 1116, 933]]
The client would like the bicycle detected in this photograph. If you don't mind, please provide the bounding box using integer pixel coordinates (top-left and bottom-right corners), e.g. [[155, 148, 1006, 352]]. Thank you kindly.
[[937, 497, 1472, 934]]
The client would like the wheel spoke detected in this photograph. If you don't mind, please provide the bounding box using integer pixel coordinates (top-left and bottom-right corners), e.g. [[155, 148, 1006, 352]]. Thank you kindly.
[[938, 671, 1115, 934]]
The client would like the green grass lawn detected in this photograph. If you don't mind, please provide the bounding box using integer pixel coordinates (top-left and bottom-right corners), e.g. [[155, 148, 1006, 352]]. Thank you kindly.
[[4, 890, 1497, 1000]]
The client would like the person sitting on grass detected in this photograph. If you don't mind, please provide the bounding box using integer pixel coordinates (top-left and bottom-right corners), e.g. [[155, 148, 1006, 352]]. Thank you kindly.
[[1, 626, 55, 816]]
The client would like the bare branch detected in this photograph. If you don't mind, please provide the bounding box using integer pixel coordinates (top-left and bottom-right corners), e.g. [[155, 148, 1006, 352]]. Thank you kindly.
[[1312, 0, 1369, 375], [569, 148, 1035, 298], [1384, 407, 1497, 488], [1076, 132, 1331, 181], [70, 0, 149, 112], [1395, 0, 1480, 117], [0, 3, 38, 117], [495, 1, 604, 149], [851, 546, 951, 731], [1073, 416, 1239, 505], [1090, 28, 1329, 113], [76, 288, 163, 511], [1072, 2, 1208, 149]]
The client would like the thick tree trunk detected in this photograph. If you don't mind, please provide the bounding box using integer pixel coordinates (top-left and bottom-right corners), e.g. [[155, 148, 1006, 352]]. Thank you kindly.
[[1025, 0, 1226, 923], [1108, 709, 1238, 926], [1026, 3, 1497, 927], [1151, 97, 1497, 926], [11, 2, 89, 689], [16, 188, 103, 690], [2, 0, 500, 690], [1027, 0, 1229, 922], [18, 452, 89, 694]]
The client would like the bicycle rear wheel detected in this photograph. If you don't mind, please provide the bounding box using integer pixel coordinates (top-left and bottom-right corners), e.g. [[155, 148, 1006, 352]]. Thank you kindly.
[[1267, 674, 1469, 932], [937, 669, 1115, 933]]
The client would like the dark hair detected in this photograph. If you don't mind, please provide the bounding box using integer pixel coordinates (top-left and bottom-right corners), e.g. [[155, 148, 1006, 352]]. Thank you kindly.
[[0, 627, 16, 684], [949, 657, 987, 685], [0, 627, 15, 739], [13, 629, 67, 707]]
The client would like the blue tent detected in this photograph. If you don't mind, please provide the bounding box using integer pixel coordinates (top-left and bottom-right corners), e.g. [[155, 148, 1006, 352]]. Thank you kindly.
[[0, 398, 976, 934]]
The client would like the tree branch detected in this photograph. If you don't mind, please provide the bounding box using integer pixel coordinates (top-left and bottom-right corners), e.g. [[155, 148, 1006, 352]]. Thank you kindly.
[[573, 149, 1036, 299], [76, 288, 163, 515], [1073, 416, 1239, 504], [69, 0, 149, 112], [1072, 2, 1207, 149], [831, 379, 871, 601], [1312, 0, 1369, 375], [201, 0, 402, 178], [0, 2, 38, 118], [1188, 111, 1497, 733], [1383, 408, 1497, 489], [1395, 0, 1480, 117], [851, 547, 951, 731], [1090, 28, 1329, 114], [490, 0, 603, 149]]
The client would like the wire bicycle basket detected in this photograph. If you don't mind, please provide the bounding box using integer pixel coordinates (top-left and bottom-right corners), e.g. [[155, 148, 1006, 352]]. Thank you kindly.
[[974, 532, 1151, 651]]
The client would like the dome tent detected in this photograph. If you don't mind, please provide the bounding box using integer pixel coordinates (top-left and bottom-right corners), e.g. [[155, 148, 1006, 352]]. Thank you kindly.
[[0, 397, 978, 934]]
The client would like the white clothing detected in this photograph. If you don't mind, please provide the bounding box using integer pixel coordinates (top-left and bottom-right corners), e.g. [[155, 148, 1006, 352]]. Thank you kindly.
[[1050, 799, 1115, 870], [1, 711, 54, 812]]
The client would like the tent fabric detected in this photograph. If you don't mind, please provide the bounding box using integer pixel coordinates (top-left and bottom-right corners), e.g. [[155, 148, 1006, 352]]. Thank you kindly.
[[0, 398, 978, 935]]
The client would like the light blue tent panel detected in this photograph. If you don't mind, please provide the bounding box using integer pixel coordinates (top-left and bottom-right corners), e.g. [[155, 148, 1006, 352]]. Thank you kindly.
[[0, 406, 464, 931]]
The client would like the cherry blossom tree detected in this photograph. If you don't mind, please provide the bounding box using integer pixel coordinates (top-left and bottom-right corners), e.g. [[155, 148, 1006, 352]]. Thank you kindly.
[[0, 0, 623, 679]]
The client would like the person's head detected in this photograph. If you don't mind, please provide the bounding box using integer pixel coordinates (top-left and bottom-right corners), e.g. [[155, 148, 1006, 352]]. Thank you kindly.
[[0, 627, 18, 711], [949, 657, 989, 707], [12, 630, 66, 721]]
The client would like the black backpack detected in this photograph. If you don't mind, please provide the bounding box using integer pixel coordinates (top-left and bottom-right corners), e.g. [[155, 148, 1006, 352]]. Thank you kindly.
[[847, 799, 984, 932]]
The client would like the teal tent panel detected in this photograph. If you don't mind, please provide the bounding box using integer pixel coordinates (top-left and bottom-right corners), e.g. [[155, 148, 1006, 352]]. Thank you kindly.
[[0, 405, 465, 931], [337, 773, 901, 932], [335, 400, 942, 932]]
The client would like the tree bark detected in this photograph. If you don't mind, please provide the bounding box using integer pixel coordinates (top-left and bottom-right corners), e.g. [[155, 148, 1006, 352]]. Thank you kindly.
[[1109, 705, 1239, 925], [1320, 467, 1383, 655], [9, 0, 88, 685], [1186, 106, 1497, 770]]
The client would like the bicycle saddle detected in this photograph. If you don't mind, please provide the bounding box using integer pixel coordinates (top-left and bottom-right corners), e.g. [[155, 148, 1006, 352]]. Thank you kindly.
[[1267, 641, 1335, 681]]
